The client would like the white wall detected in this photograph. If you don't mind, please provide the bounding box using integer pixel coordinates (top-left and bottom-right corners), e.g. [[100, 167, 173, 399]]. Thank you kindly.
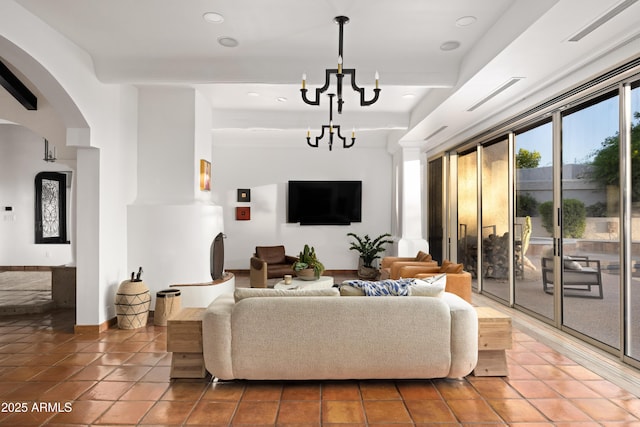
[[0, 125, 75, 266], [1, 1, 138, 327], [212, 131, 393, 270], [129, 87, 224, 309]]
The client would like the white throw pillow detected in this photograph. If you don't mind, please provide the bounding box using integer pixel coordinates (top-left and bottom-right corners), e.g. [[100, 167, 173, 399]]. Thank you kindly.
[[409, 274, 446, 297], [563, 256, 583, 270]]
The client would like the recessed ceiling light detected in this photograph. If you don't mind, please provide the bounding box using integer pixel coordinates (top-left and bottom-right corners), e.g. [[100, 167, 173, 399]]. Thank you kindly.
[[440, 40, 461, 51], [203, 12, 225, 23], [276, 97, 288, 103], [247, 92, 259, 97], [456, 16, 477, 27], [402, 93, 415, 99], [217, 36, 239, 48]]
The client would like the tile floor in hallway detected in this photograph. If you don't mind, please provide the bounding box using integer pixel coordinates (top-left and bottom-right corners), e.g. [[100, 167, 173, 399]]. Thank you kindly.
[[1, 272, 640, 425]]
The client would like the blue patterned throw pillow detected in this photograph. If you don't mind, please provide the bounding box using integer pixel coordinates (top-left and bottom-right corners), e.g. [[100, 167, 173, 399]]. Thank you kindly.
[[343, 278, 414, 296]]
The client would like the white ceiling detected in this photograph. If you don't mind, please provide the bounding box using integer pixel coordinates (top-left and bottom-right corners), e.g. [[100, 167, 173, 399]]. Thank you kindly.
[[9, 0, 640, 152]]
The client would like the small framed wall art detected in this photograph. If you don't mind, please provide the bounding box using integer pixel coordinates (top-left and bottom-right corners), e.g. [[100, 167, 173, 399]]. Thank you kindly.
[[237, 188, 251, 202], [199, 159, 211, 191], [236, 206, 251, 220]]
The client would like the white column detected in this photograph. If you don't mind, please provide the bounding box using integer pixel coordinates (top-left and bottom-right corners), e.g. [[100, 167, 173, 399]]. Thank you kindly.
[[397, 144, 429, 257]]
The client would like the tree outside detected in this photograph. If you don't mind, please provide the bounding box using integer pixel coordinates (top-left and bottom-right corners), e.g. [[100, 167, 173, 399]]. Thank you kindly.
[[516, 148, 541, 169], [590, 111, 640, 201]]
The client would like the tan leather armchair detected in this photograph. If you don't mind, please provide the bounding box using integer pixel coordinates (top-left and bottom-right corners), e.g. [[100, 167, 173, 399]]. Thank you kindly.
[[250, 245, 298, 288], [379, 251, 437, 280]]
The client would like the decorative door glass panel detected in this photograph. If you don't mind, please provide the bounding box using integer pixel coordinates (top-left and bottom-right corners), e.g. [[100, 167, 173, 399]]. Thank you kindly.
[[35, 172, 68, 244], [41, 178, 60, 238]]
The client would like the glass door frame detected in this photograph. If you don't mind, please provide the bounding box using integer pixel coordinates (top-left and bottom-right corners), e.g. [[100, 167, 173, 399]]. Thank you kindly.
[[433, 65, 640, 369]]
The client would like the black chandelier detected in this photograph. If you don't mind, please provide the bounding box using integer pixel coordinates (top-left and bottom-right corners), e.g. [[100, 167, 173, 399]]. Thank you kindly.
[[301, 16, 381, 114], [307, 94, 355, 151]]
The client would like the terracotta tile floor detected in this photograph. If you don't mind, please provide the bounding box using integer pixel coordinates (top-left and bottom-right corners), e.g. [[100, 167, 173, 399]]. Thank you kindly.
[[0, 310, 638, 426]]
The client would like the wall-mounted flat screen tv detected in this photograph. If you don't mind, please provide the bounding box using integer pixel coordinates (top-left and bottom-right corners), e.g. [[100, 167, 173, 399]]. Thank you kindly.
[[287, 180, 362, 225]]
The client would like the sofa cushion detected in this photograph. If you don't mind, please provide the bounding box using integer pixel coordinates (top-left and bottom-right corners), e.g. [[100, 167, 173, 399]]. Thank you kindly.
[[444, 263, 464, 274], [439, 260, 463, 274], [234, 287, 339, 302], [564, 256, 583, 270], [409, 274, 446, 297], [255, 245, 286, 264], [416, 251, 432, 262]]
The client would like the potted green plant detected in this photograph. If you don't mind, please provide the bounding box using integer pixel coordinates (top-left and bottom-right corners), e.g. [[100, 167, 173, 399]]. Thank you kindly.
[[292, 244, 325, 280], [347, 233, 393, 279]]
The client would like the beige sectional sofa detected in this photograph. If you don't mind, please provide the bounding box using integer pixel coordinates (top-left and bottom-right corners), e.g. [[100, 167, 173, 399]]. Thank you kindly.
[[202, 288, 478, 380]]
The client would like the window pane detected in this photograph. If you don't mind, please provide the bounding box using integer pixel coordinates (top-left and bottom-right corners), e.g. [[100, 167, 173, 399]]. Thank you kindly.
[[481, 139, 509, 302], [561, 93, 620, 349], [458, 150, 478, 290], [514, 122, 553, 320]]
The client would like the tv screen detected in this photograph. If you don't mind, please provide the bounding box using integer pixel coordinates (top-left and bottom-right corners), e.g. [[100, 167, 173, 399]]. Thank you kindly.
[[287, 180, 362, 225]]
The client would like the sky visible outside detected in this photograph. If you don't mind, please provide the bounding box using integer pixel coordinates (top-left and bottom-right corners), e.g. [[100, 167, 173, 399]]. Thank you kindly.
[[516, 87, 640, 167]]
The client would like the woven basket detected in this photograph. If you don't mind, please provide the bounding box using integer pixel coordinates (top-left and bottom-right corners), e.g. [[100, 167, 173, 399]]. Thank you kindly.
[[154, 289, 181, 326], [115, 280, 151, 329]]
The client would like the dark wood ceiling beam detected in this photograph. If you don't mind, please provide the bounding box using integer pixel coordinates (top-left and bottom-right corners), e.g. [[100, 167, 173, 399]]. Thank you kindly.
[[0, 60, 37, 110]]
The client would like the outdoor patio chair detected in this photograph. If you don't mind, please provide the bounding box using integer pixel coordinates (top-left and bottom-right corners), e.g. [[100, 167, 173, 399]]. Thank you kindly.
[[541, 256, 603, 299]]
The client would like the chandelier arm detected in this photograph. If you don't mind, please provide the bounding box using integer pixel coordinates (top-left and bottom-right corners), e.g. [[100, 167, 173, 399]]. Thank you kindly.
[[301, 69, 337, 106], [317, 125, 327, 141], [300, 89, 319, 106], [344, 69, 382, 106], [306, 135, 318, 148], [344, 136, 356, 149], [335, 125, 347, 149]]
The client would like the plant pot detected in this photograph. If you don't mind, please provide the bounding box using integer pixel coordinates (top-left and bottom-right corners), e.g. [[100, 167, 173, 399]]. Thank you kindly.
[[357, 258, 379, 280], [358, 265, 378, 280], [296, 268, 318, 281]]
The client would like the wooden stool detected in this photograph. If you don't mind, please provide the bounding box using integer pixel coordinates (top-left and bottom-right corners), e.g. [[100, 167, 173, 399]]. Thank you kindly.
[[473, 306, 512, 376], [167, 307, 206, 379]]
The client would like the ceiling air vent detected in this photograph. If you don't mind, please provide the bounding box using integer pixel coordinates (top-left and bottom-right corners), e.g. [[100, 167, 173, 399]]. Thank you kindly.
[[423, 126, 448, 141], [467, 77, 524, 112], [569, 0, 638, 42]]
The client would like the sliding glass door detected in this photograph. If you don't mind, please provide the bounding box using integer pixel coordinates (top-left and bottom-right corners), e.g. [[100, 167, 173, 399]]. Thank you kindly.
[[561, 92, 621, 349], [457, 150, 478, 290], [514, 121, 554, 320], [481, 139, 510, 302], [435, 66, 640, 368]]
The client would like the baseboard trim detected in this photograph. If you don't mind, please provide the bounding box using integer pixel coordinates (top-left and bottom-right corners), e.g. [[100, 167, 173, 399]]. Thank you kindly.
[[74, 316, 117, 334], [0, 265, 52, 272]]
